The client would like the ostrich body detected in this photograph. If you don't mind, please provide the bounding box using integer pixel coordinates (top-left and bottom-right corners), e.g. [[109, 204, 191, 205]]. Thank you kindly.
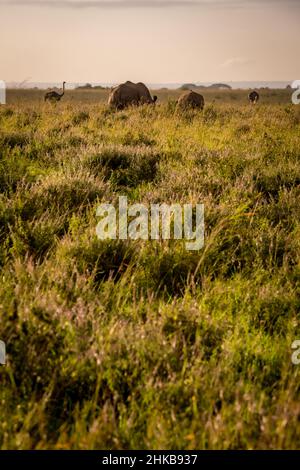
[[44, 81, 66, 102], [248, 90, 259, 104]]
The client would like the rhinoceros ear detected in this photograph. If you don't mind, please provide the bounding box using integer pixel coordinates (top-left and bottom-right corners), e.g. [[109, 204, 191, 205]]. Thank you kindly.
[[153, 95, 158, 103]]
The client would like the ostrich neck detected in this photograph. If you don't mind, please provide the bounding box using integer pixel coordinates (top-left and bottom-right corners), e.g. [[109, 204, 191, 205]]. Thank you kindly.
[[60, 83, 65, 97]]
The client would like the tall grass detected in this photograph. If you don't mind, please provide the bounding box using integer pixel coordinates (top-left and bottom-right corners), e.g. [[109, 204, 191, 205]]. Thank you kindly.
[[0, 91, 299, 449]]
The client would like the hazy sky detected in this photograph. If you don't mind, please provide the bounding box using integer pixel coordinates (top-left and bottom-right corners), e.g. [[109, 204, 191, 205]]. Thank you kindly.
[[0, 0, 299, 83]]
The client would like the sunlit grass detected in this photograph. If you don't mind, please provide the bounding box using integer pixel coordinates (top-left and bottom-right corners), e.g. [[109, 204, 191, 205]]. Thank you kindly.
[[0, 89, 299, 449]]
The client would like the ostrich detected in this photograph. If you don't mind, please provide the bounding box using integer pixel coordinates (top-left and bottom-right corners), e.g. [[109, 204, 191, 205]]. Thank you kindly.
[[248, 90, 259, 104], [44, 81, 66, 102]]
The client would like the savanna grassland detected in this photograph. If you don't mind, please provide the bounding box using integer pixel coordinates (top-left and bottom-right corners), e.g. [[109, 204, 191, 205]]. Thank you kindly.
[[0, 88, 300, 449]]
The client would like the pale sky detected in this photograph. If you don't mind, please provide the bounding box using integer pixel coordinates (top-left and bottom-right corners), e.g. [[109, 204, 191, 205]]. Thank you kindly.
[[0, 0, 299, 83]]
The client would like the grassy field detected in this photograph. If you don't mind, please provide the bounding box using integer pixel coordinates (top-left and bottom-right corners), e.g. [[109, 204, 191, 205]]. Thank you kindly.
[[0, 88, 299, 449], [7, 86, 294, 105]]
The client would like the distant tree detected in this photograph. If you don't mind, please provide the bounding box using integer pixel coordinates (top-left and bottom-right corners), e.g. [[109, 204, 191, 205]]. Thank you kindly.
[[180, 83, 197, 90], [179, 83, 232, 91], [209, 83, 232, 90], [76, 83, 93, 90]]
